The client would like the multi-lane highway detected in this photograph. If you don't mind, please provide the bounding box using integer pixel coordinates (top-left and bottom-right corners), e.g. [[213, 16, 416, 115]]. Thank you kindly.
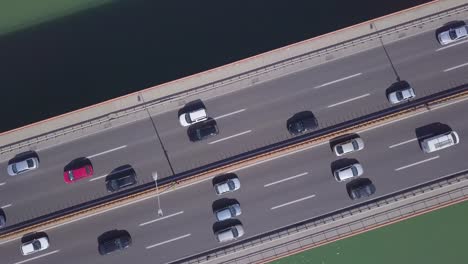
[[1, 73, 468, 264], [1, 20, 468, 229]]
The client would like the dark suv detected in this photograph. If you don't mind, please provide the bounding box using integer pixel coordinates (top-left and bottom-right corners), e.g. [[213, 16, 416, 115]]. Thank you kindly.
[[98, 233, 132, 255], [106, 167, 137, 192], [347, 178, 376, 200], [287, 111, 318, 135], [187, 119, 219, 142]]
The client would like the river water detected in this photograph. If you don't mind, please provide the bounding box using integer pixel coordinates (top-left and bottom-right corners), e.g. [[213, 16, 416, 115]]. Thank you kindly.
[[0, 0, 431, 132]]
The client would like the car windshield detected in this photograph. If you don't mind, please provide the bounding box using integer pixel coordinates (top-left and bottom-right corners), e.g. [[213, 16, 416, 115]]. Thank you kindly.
[[32, 240, 41, 250], [351, 166, 358, 176], [68, 171, 74, 181], [336, 146, 343, 154], [294, 121, 304, 132], [232, 228, 238, 237], [27, 159, 34, 167], [185, 114, 192, 123], [227, 180, 235, 190], [352, 140, 358, 149], [12, 164, 18, 173], [449, 29, 457, 40], [396, 91, 403, 100]]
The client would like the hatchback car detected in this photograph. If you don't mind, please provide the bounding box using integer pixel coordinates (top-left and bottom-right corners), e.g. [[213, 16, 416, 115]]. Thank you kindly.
[[7, 157, 39, 176], [387, 86, 416, 104], [437, 25, 468, 45], [333, 138, 364, 156], [21, 236, 50, 256], [334, 163, 363, 182], [98, 233, 132, 255], [64, 164, 94, 183], [214, 178, 240, 195], [106, 167, 137, 192], [215, 224, 244, 243], [287, 113, 318, 135], [214, 203, 242, 221], [179, 107, 208, 127], [347, 178, 376, 200], [187, 119, 219, 142]]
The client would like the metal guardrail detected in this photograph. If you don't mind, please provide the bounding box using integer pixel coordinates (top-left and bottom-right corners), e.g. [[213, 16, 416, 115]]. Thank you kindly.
[[1, 77, 467, 238], [1, 3, 466, 156], [173, 166, 468, 264]]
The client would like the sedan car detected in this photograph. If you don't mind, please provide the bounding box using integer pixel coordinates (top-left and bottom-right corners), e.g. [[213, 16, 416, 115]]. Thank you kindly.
[[287, 112, 318, 135], [179, 107, 208, 127], [387, 86, 416, 104], [21, 236, 50, 256], [437, 25, 468, 45], [7, 157, 39, 176], [64, 164, 94, 183], [214, 178, 240, 195], [214, 203, 242, 221], [333, 138, 364, 156], [347, 178, 376, 200], [98, 233, 132, 255], [187, 119, 219, 142], [106, 167, 137, 192], [215, 224, 244, 243], [333, 163, 363, 182]]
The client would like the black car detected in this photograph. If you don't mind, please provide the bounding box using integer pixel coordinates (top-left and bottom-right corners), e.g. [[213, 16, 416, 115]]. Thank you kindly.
[[287, 112, 318, 135], [106, 167, 137, 192], [347, 178, 376, 200], [98, 233, 132, 255], [187, 119, 219, 142]]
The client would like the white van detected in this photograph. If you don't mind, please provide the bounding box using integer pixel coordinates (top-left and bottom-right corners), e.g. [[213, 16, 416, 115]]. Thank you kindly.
[[420, 131, 459, 153]]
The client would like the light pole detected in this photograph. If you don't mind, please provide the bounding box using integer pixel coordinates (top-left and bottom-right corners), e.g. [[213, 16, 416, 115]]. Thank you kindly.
[[152, 171, 163, 216]]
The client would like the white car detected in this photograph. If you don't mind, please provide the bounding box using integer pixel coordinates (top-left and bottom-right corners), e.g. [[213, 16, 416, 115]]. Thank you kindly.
[[215, 224, 244, 243], [7, 157, 39, 176], [179, 108, 207, 127], [437, 25, 468, 45], [334, 163, 363, 182], [214, 203, 242, 221], [387, 86, 416, 104], [214, 178, 240, 195], [333, 138, 364, 156], [21, 236, 49, 256]]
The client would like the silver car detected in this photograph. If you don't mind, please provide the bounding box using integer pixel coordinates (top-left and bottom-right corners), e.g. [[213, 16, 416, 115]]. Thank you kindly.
[[333, 138, 364, 156], [215, 224, 244, 243], [214, 203, 242, 221], [437, 25, 468, 45], [387, 86, 416, 104], [334, 163, 363, 182], [214, 178, 240, 195], [7, 157, 39, 176]]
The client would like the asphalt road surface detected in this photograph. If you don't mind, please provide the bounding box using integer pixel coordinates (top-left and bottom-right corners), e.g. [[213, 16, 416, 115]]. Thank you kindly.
[[1, 71, 468, 264]]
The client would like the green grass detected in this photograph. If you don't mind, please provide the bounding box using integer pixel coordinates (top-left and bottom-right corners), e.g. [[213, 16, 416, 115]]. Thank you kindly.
[[272, 200, 468, 264], [0, 0, 116, 35]]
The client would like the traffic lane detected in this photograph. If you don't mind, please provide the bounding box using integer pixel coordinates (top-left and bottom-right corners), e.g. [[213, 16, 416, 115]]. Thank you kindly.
[[0, 138, 170, 227]]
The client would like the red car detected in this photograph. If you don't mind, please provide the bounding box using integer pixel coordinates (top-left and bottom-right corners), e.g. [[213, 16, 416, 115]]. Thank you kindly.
[[64, 164, 94, 183]]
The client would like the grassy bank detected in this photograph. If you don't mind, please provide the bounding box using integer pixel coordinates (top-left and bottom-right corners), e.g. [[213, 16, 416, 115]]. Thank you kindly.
[[272, 200, 468, 264], [0, 0, 115, 35]]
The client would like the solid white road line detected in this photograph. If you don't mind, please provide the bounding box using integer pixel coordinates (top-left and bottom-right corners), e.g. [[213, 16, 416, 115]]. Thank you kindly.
[[436, 39, 468, 52], [214, 109, 246, 120], [389, 138, 418, 149], [1, 204, 12, 209], [264, 172, 308, 187], [271, 194, 316, 210], [314, 73, 362, 89], [13, 250, 60, 264], [327, 93, 370, 108], [0, 182, 6, 186], [443, 61, 468, 72], [139, 211, 184, 227], [146, 233, 191, 249], [87, 145, 127, 159], [208, 130, 251, 144], [395, 156, 439, 171], [89, 174, 108, 182]]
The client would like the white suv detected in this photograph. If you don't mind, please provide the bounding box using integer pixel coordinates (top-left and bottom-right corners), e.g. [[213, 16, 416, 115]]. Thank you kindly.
[[179, 108, 207, 127]]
